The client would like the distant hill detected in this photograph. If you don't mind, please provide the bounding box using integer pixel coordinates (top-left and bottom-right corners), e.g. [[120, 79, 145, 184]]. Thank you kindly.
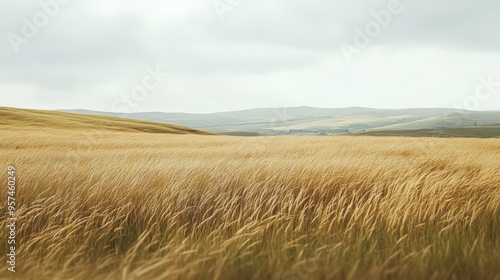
[[1, 107, 212, 135], [61, 107, 500, 136]]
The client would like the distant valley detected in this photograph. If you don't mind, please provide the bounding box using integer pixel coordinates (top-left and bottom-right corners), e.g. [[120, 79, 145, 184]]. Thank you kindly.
[[61, 107, 500, 137]]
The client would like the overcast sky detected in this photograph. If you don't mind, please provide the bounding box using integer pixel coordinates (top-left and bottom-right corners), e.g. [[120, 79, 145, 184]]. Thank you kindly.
[[1, 0, 499, 113]]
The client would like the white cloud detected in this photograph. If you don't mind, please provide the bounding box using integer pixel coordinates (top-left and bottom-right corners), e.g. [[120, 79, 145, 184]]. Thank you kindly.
[[0, 0, 499, 112]]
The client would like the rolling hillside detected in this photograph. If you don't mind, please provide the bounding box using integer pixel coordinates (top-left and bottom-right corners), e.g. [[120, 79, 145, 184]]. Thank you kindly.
[[62, 107, 500, 136], [0, 107, 212, 135]]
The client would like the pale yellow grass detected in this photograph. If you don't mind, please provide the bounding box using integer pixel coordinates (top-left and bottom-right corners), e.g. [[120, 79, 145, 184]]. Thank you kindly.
[[0, 129, 499, 280]]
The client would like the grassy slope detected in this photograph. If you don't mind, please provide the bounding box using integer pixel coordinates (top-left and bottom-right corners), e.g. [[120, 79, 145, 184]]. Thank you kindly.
[[361, 126, 500, 138], [0, 107, 213, 135]]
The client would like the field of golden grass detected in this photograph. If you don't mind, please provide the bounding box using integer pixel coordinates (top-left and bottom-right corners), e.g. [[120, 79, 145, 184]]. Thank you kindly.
[[1, 129, 499, 280]]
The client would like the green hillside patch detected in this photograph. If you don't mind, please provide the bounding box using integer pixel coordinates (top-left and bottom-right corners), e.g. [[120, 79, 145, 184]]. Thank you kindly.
[[361, 126, 500, 138]]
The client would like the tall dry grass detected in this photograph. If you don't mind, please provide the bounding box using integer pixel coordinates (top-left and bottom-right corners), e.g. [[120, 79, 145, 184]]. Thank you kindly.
[[0, 129, 499, 280]]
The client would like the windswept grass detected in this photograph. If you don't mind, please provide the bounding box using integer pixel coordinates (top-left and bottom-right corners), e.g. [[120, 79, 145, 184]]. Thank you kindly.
[[0, 129, 499, 280]]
